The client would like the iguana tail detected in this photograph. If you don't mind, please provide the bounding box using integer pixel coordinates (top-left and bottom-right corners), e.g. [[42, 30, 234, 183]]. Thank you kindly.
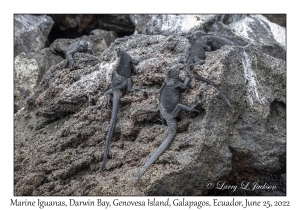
[[101, 91, 119, 172], [193, 74, 231, 107], [136, 119, 178, 179]]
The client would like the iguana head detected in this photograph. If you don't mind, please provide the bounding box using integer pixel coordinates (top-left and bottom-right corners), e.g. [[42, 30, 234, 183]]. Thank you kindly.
[[116, 47, 127, 58], [201, 36, 212, 46], [167, 65, 180, 79], [78, 40, 89, 52]]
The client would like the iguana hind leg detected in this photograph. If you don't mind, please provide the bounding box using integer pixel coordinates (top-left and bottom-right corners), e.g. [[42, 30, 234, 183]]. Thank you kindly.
[[171, 102, 200, 117], [103, 89, 113, 109]]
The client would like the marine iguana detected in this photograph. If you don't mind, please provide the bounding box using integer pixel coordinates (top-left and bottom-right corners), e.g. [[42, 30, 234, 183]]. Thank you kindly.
[[101, 47, 140, 172], [185, 31, 247, 52], [185, 38, 211, 69], [66, 39, 95, 68], [136, 64, 200, 179], [200, 34, 247, 51], [179, 34, 233, 107], [200, 35, 234, 51]]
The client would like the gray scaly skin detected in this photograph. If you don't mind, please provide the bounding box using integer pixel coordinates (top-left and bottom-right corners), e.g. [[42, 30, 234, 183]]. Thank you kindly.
[[200, 35, 247, 51], [66, 40, 95, 68], [136, 64, 200, 179], [101, 47, 140, 172], [200, 35, 234, 51], [185, 31, 247, 51], [185, 38, 211, 68], [184, 33, 247, 68]]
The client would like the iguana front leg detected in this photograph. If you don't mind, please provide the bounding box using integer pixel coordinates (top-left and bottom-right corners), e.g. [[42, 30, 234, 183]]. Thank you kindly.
[[104, 89, 113, 109], [131, 58, 140, 65], [176, 76, 191, 90], [189, 59, 205, 69], [88, 47, 95, 55], [66, 50, 77, 68]]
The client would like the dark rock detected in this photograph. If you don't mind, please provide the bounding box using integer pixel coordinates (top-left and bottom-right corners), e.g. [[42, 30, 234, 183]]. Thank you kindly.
[[263, 14, 286, 28], [96, 14, 135, 36], [14, 14, 54, 57], [53, 14, 97, 32], [48, 14, 134, 43], [216, 14, 248, 25], [47, 14, 98, 43], [14, 34, 286, 195]]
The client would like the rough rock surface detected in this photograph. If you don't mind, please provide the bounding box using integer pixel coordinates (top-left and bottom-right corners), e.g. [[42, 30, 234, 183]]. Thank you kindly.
[[49, 30, 118, 57], [130, 14, 248, 35], [131, 14, 286, 60], [228, 14, 286, 60], [14, 53, 39, 113], [263, 14, 286, 28], [28, 48, 64, 84], [96, 14, 135, 36], [14, 34, 286, 196], [14, 15, 54, 57], [130, 14, 218, 35], [14, 49, 63, 113]]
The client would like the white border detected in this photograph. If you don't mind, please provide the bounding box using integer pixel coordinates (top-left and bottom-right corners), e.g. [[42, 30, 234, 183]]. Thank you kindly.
[[2, 0, 299, 209]]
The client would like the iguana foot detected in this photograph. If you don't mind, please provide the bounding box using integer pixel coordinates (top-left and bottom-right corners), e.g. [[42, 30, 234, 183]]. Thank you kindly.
[[68, 59, 75, 69], [191, 100, 201, 112]]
